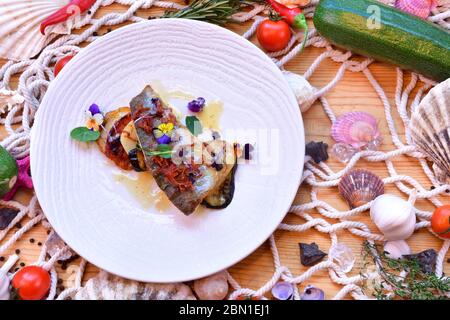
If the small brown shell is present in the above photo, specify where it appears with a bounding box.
[338,169,384,209]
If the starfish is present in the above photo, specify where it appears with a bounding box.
[2,156,33,201]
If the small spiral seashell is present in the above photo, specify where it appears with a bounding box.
[338,169,384,209]
[395,0,437,19]
[331,112,381,149]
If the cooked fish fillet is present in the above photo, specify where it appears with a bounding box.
[130,86,235,215]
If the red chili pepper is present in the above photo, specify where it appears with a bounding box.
[266,0,309,50]
[40,0,96,35]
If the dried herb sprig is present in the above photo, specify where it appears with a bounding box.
[162,0,258,25]
[360,241,450,300]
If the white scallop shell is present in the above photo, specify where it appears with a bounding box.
[409,79,450,183]
[0,0,73,61]
[370,194,416,241]
[72,271,196,300]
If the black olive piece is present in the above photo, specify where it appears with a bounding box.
[212,162,223,171]
[299,243,327,266]
[128,148,147,172]
[243,143,254,160]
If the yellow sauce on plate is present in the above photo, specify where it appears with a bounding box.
[114,172,171,213]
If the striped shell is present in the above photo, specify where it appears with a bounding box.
[72,271,196,300]
[338,169,384,209]
[395,0,437,19]
[0,0,75,61]
[331,112,380,148]
[409,79,450,183]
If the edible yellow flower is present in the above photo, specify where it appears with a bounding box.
[158,123,174,135]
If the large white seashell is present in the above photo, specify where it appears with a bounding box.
[409,79,450,183]
[282,71,316,113]
[384,240,411,259]
[370,194,416,241]
[0,89,25,115]
[193,271,229,300]
[0,0,74,61]
[72,271,196,300]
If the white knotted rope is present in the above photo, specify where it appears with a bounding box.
[0,0,449,300]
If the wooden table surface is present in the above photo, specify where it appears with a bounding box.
[0,3,448,299]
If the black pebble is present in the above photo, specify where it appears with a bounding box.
[299,242,327,266]
[305,141,329,164]
[404,249,437,274]
[243,143,254,160]
[15,249,20,254]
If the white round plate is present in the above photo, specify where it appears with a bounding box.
[31,19,304,283]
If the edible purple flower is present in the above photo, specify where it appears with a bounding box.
[154,123,174,144]
[88,103,101,115]
[156,134,171,145]
[187,97,206,113]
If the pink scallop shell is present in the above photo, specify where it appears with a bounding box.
[395,0,437,19]
[331,112,380,148]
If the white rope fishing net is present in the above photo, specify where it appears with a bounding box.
[0,0,449,300]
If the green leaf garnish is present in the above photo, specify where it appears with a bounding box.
[70,127,100,142]
[144,144,173,159]
[186,116,202,136]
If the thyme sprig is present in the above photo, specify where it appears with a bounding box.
[162,0,262,25]
[360,241,450,300]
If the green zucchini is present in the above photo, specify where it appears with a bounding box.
[313,0,450,81]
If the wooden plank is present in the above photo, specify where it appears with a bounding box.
[0,3,448,299]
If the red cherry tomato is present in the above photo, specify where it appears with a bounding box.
[12,266,51,300]
[256,19,291,52]
[54,55,74,77]
[431,205,450,239]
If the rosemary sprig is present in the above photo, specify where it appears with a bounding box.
[162,0,255,25]
[360,241,450,300]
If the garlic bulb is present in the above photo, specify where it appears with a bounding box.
[0,254,19,300]
[370,194,416,240]
[384,240,411,259]
[282,71,316,113]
